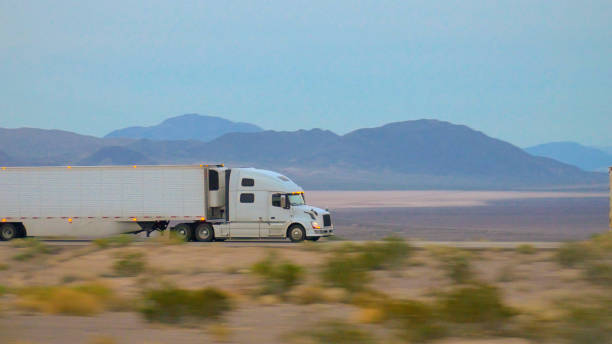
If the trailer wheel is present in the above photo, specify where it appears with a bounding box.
[0,223,18,241]
[288,224,306,243]
[172,223,193,242]
[194,223,214,242]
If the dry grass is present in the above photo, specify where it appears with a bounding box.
[15,283,119,316]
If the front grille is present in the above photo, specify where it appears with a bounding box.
[323,214,331,227]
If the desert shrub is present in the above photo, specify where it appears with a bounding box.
[321,254,370,292]
[556,242,592,268]
[251,253,304,296]
[356,236,413,270]
[556,297,612,344]
[112,252,146,277]
[11,238,58,261]
[287,321,374,344]
[516,244,536,254]
[0,285,6,296]
[584,262,612,286]
[16,283,115,316]
[140,286,231,323]
[93,234,135,249]
[151,230,186,245]
[288,285,328,304]
[438,284,515,324]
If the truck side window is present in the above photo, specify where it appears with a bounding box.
[241,178,255,187]
[272,193,281,207]
[209,170,219,191]
[240,193,254,203]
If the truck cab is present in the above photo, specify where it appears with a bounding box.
[210,167,333,241]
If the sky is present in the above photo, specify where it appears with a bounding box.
[0,1,611,147]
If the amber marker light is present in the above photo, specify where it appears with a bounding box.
[1,218,6,222]
[67,166,72,169]
[200,217,206,221]
[131,217,138,221]
[68,218,73,223]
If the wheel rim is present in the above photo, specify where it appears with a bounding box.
[199,228,209,239]
[2,227,14,238]
[291,228,302,240]
[177,228,187,237]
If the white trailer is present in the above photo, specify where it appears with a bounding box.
[0,165,333,242]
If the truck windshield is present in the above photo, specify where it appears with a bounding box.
[288,194,305,206]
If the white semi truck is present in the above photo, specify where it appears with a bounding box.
[0,165,333,242]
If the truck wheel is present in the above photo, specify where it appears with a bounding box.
[288,224,306,243]
[194,223,214,242]
[172,224,193,242]
[0,223,18,241]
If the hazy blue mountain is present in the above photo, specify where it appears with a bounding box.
[598,146,612,155]
[0,120,606,189]
[78,146,155,166]
[525,141,612,172]
[0,149,20,166]
[105,114,262,142]
[0,128,132,165]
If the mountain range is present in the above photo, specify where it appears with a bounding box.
[0,114,606,190]
[525,142,612,172]
[105,114,262,141]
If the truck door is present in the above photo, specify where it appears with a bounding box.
[264,193,288,237]
[230,191,266,238]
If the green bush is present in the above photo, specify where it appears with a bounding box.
[383,298,447,342]
[557,297,612,344]
[584,262,612,286]
[112,252,146,277]
[93,234,135,249]
[0,285,7,296]
[555,242,592,268]
[516,244,536,254]
[438,284,515,324]
[321,254,370,292]
[251,253,304,295]
[356,236,413,270]
[287,321,374,344]
[11,238,58,261]
[140,287,231,323]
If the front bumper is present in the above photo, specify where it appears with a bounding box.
[313,226,334,236]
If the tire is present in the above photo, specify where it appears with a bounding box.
[0,223,18,241]
[172,223,193,242]
[194,223,214,242]
[288,224,306,243]
[307,237,320,242]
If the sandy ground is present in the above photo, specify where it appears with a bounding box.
[0,240,607,344]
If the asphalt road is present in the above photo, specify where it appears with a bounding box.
[0,239,562,249]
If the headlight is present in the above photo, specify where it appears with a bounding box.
[311,221,321,229]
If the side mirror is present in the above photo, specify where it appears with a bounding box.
[281,195,290,209]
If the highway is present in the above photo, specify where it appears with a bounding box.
[0,238,562,249]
